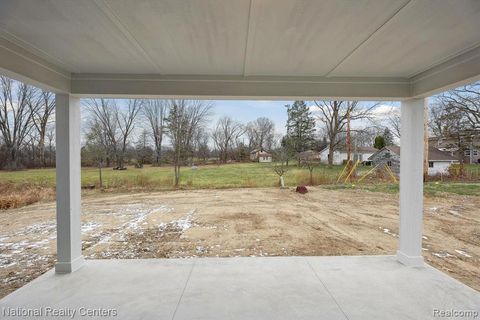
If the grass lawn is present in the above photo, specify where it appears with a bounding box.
[0,162,354,190]
[0,163,478,206]
[325,181,480,196]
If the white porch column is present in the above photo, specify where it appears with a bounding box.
[397,98,426,267]
[55,94,84,273]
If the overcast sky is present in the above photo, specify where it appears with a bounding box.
[79,99,401,143]
[209,100,400,136]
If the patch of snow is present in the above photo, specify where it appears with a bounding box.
[422,236,428,240]
[455,250,472,258]
[382,228,398,237]
[171,209,196,232]
[17,221,56,236]
[123,204,175,231]
[81,222,101,233]
[432,252,454,259]
[97,234,112,245]
[448,210,461,217]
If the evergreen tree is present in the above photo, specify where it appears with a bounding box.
[285,101,316,164]
[383,127,394,146]
[374,136,386,149]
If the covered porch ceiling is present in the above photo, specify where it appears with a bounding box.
[1,0,480,100]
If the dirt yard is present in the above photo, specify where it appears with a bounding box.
[0,187,479,298]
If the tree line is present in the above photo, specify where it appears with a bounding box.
[429,83,480,162]
[1,74,479,173]
[0,76,55,170]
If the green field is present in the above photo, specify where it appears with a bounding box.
[0,162,350,190]
[325,181,480,196]
[0,162,478,196]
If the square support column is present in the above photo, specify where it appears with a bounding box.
[55,94,84,273]
[397,98,426,267]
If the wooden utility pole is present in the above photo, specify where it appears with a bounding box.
[346,107,351,162]
[423,99,429,181]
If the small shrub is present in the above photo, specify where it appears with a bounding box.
[448,164,464,180]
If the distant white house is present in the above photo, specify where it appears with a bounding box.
[319,146,377,165]
[250,148,272,163]
[368,146,459,176]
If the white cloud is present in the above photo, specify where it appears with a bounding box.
[371,104,399,119]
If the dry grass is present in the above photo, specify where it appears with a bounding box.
[0,182,55,210]
[294,171,335,186]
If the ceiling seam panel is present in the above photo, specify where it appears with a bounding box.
[93,0,164,74]
[0,37,70,80]
[71,73,409,84]
[324,0,413,78]
[0,28,73,74]
[242,0,254,76]
[407,41,480,79]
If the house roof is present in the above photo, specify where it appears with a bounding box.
[319,146,377,154]
[368,145,459,162]
[339,146,378,153]
[258,151,271,156]
[428,147,460,161]
[251,148,271,155]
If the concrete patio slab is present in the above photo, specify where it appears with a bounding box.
[0,256,478,320]
[306,256,480,320]
[173,256,346,320]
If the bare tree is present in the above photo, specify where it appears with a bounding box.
[85,99,117,166]
[430,83,480,163]
[438,83,480,129]
[117,99,141,168]
[246,117,275,150]
[46,124,55,166]
[192,127,210,164]
[135,129,151,167]
[429,101,471,163]
[166,100,212,187]
[86,98,141,169]
[212,116,245,163]
[388,112,401,139]
[84,121,109,188]
[29,90,55,167]
[272,149,289,188]
[303,160,315,185]
[143,99,168,166]
[351,127,379,148]
[313,100,376,165]
[0,76,36,169]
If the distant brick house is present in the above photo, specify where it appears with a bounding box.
[250,148,272,163]
[368,146,459,176]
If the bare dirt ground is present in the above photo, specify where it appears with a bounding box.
[0,187,479,298]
